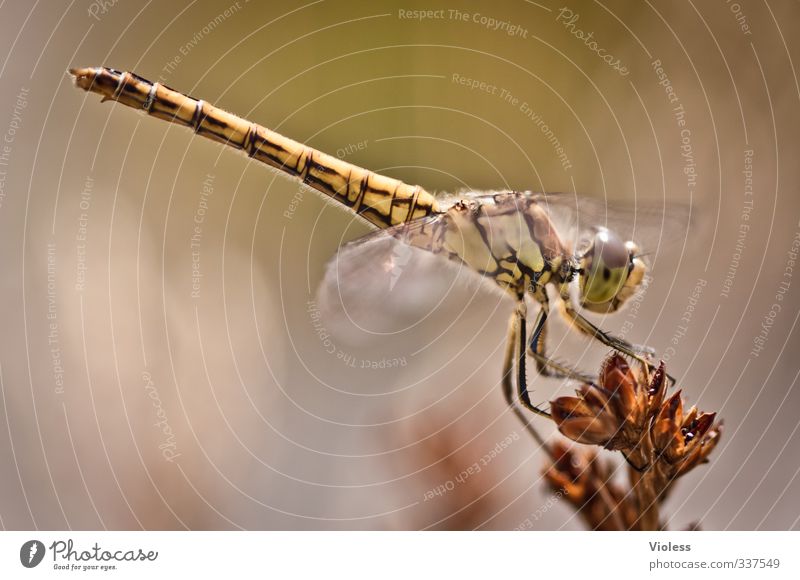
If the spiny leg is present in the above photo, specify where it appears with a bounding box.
[501,308,548,447]
[560,300,676,386]
[528,299,596,385]
[514,302,552,420]
[527,302,653,469]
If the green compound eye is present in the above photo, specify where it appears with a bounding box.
[580,227,630,307]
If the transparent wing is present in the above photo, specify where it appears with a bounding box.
[528,191,694,256]
[436,189,694,255]
[316,189,693,345]
[316,213,507,347]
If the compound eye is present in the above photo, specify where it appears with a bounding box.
[581,228,630,306]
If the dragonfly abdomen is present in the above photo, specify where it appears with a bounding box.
[70,66,440,229]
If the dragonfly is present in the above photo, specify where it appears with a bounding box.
[70,66,676,443]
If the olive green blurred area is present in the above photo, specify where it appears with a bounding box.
[0,0,798,530]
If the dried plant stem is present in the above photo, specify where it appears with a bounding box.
[627,436,660,530]
[544,354,721,531]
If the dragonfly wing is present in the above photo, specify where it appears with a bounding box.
[530,192,694,256]
[317,214,507,347]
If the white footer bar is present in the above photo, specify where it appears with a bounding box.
[1,531,797,578]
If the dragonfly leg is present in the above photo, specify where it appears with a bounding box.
[527,301,597,385]
[514,302,552,420]
[501,306,549,447]
[560,301,676,386]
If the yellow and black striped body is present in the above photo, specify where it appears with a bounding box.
[71,69,568,300]
[401,193,568,299]
[70,67,439,229]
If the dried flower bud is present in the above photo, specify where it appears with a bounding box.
[676,421,722,477]
[543,353,722,531]
[652,391,685,463]
[550,354,648,451]
[646,361,668,417]
[550,385,619,446]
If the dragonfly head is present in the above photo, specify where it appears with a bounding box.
[575,227,646,313]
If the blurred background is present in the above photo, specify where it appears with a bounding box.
[0,0,798,530]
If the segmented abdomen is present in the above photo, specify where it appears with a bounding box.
[70,66,440,229]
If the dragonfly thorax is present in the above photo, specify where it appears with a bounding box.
[437,193,568,298]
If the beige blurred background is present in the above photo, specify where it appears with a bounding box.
[0,0,798,530]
